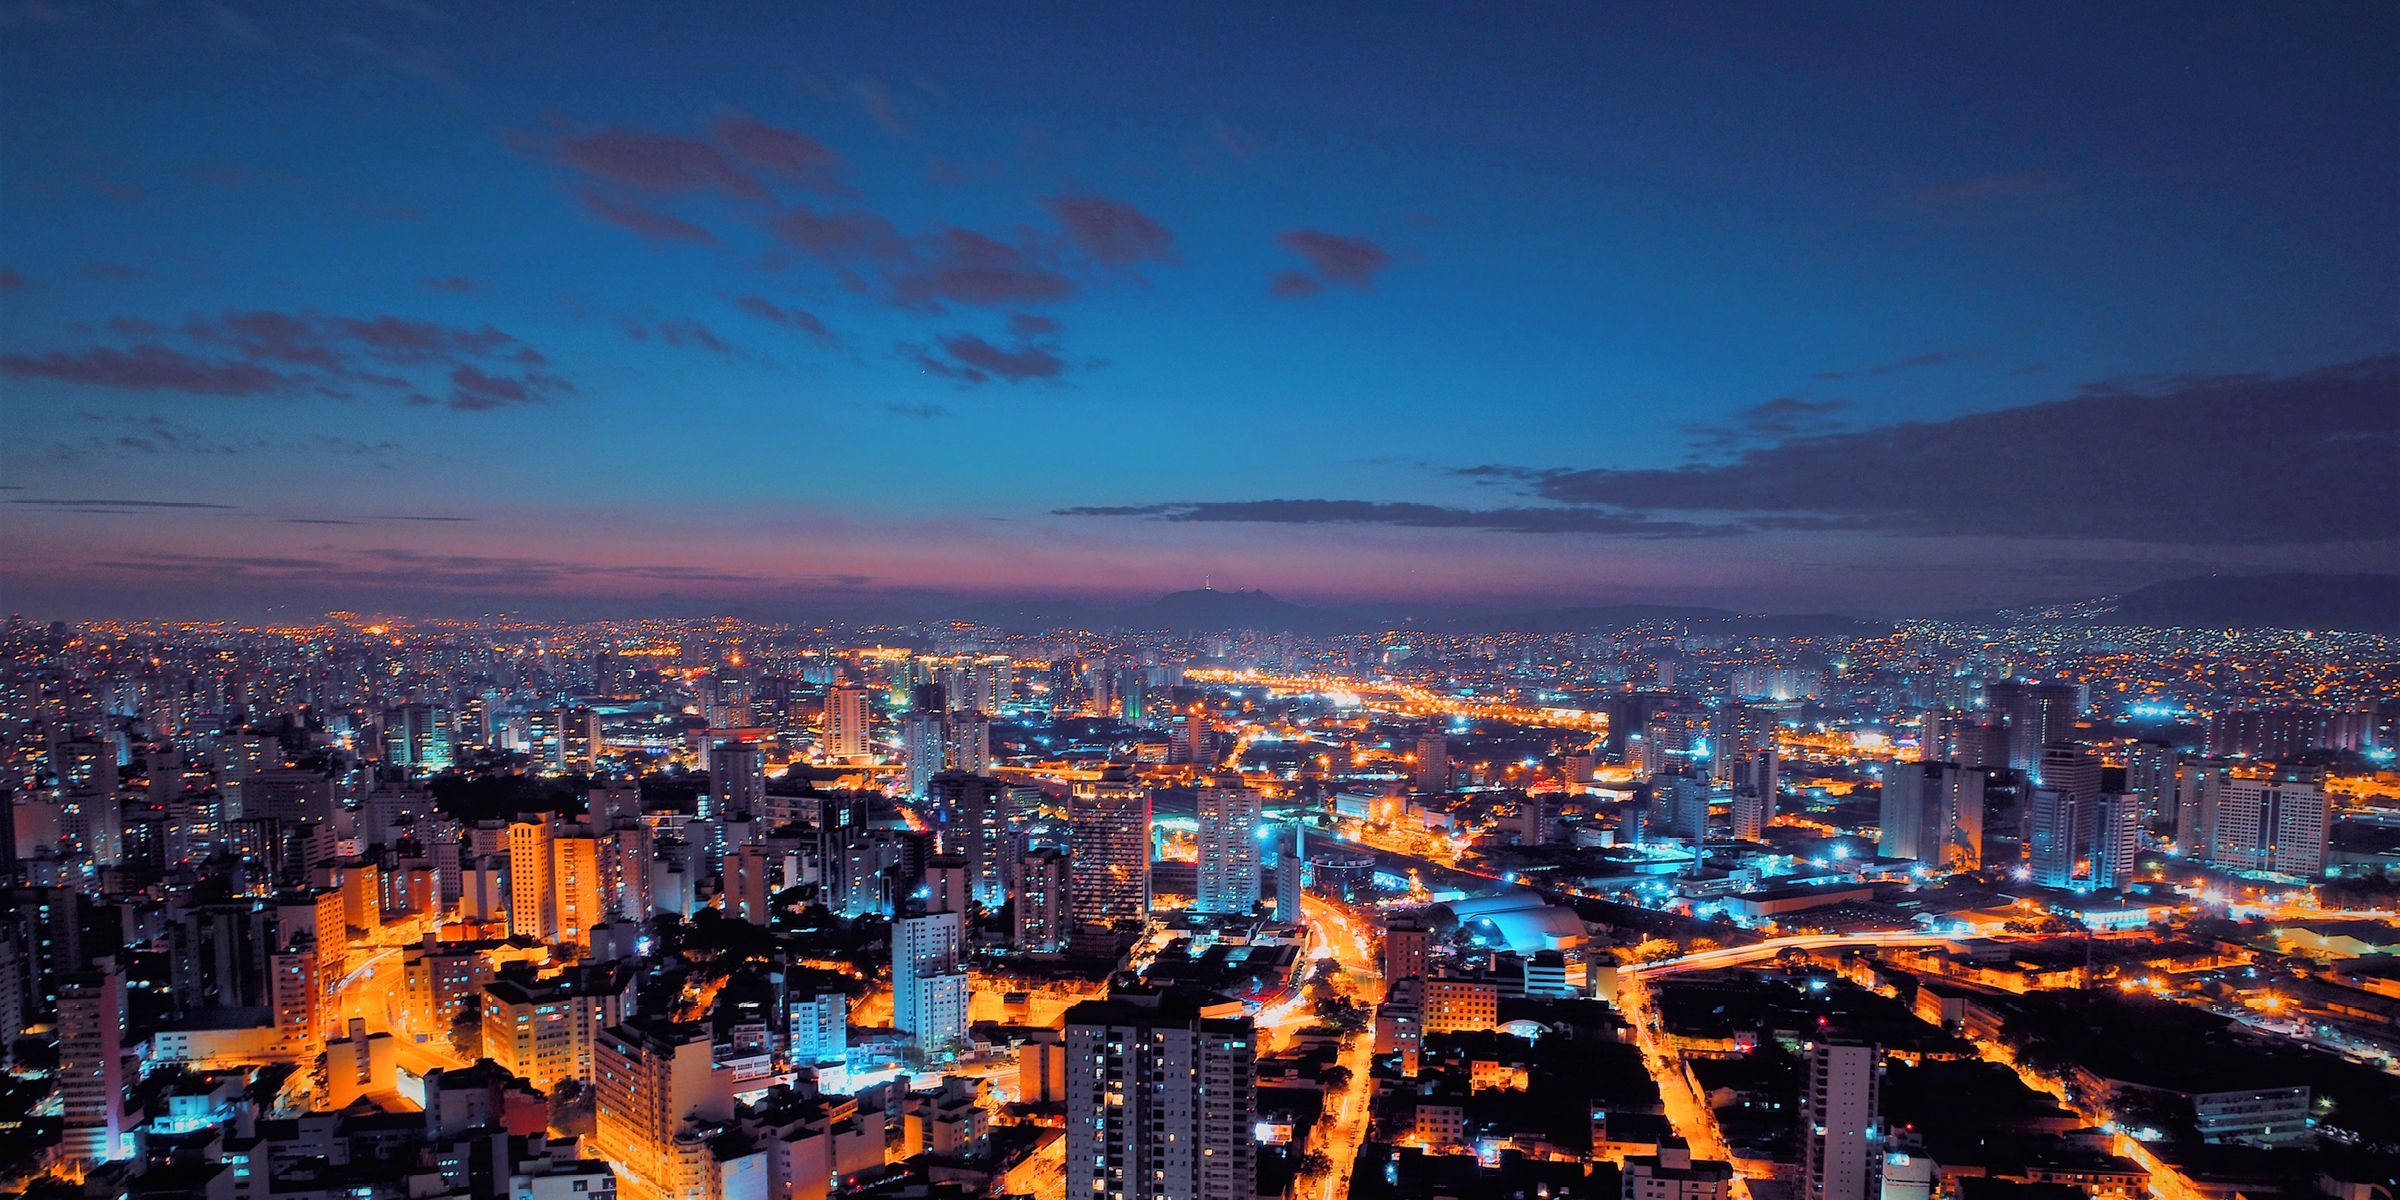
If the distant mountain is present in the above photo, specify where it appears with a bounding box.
[2107,573,2400,635]
[1128,588,1356,634]
[946,588,1888,637]
[1422,605,1885,637]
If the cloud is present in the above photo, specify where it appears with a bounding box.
[767,206,908,266]
[0,269,23,291]
[1,346,299,396]
[936,333,1064,382]
[66,546,774,595]
[1055,499,1729,538]
[731,295,838,345]
[1687,395,1850,451]
[1267,270,1322,299]
[882,402,953,420]
[280,513,471,525]
[418,275,476,292]
[552,126,768,201]
[1816,350,1960,382]
[898,344,982,383]
[771,210,1080,311]
[708,112,845,191]
[1007,313,1061,338]
[44,415,404,461]
[890,229,1076,308]
[9,305,581,409]
[577,188,716,245]
[443,364,570,410]
[649,320,741,356]
[1510,357,2400,545]
[8,497,239,512]
[1043,193,1176,268]
[1276,230,1392,289]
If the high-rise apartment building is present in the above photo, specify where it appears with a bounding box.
[1415,730,1450,793]
[383,703,455,771]
[1014,847,1071,953]
[2209,775,2331,877]
[943,711,992,775]
[593,1017,735,1197]
[708,740,765,819]
[788,990,847,1067]
[900,711,947,800]
[2174,758,2228,858]
[552,823,601,945]
[891,910,970,1060]
[1272,822,1305,921]
[58,960,127,1165]
[482,963,634,1091]
[928,772,1011,909]
[1988,681,2083,774]
[1068,775,1151,942]
[1064,989,1257,1200]
[2031,788,2143,891]
[506,820,556,941]
[1799,1040,1882,1200]
[1194,784,1262,916]
[2027,789,2082,888]
[1878,762,1984,870]
[824,684,871,760]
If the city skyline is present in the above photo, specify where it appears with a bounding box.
[5,4,2397,617]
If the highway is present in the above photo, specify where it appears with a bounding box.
[327,928,469,1099]
[1626,926,2006,977]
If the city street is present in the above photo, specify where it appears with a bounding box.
[1298,892,1380,1200]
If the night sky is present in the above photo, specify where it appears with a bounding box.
[3,3,2394,618]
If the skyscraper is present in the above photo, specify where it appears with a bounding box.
[708,740,765,819]
[2209,774,2331,877]
[552,822,601,945]
[506,820,556,941]
[943,710,993,775]
[1065,988,1257,1200]
[891,909,970,1060]
[1800,1040,1882,1200]
[1015,847,1071,953]
[2088,793,2141,891]
[929,771,1012,909]
[900,710,947,800]
[1271,822,1305,921]
[1879,762,1985,871]
[1068,774,1152,944]
[1194,784,1262,916]
[1988,682,2083,775]
[383,703,455,771]
[1415,730,1450,793]
[824,684,871,760]
[57,959,126,1165]
[2030,788,2142,891]
[2174,758,2228,858]
[1655,773,1711,843]
[592,1017,734,1197]
[2026,788,2082,888]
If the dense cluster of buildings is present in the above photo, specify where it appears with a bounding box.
[0,606,2391,1200]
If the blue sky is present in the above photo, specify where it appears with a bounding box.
[3,2,2394,616]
